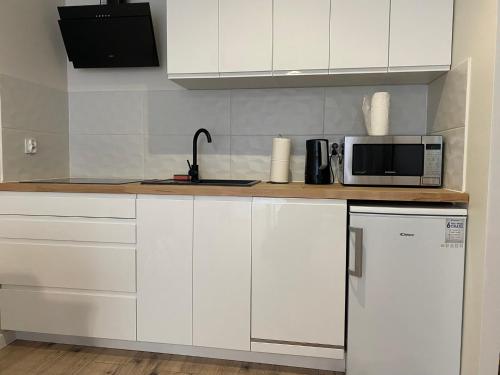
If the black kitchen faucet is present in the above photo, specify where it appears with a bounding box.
[187,128,212,182]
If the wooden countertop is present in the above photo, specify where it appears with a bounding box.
[0,182,469,203]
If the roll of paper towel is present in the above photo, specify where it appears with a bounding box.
[270,137,291,183]
[363,92,391,136]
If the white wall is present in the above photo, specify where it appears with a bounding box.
[0,0,67,91]
[451,0,498,374]
[0,0,69,182]
[478,5,500,373]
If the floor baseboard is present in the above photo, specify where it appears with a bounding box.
[15,332,345,372]
[0,331,16,350]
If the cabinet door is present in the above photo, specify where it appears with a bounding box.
[273,0,331,74]
[137,195,193,345]
[193,197,251,351]
[251,198,347,359]
[389,0,453,70]
[330,0,390,72]
[167,0,219,77]
[219,0,272,76]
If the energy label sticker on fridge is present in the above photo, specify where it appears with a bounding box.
[445,218,466,244]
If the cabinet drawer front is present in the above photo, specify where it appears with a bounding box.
[0,216,136,244]
[0,288,136,341]
[0,241,136,292]
[0,192,136,218]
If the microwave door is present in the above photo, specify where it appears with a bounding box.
[349,144,424,185]
[352,144,394,176]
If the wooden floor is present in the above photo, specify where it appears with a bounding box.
[0,341,342,375]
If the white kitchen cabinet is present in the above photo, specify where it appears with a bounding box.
[167,0,219,78]
[0,216,136,244]
[0,192,136,218]
[251,198,347,359]
[330,0,390,72]
[389,0,454,71]
[273,0,331,75]
[0,241,136,292]
[219,0,272,76]
[193,196,251,351]
[137,195,193,346]
[0,287,136,341]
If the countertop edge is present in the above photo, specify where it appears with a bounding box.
[0,182,470,203]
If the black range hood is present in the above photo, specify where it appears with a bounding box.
[58,1,159,69]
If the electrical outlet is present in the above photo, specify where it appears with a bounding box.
[24,138,38,154]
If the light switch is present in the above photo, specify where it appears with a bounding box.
[24,138,38,154]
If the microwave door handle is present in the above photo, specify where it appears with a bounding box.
[349,227,363,278]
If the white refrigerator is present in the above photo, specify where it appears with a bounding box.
[347,205,467,375]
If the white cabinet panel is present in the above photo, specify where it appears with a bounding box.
[167,0,219,77]
[251,198,347,355]
[219,0,272,76]
[137,196,193,346]
[330,0,390,72]
[0,287,136,341]
[273,0,331,74]
[0,192,135,218]
[0,241,135,292]
[0,216,136,244]
[193,197,251,351]
[389,0,453,70]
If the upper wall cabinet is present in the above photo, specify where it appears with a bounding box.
[330,0,390,72]
[166,0,454,82]
[219,0,273,76]
[167,0,219,78]
[273,0,331,75]
[389,0,454,71]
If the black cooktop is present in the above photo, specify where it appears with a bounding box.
[20,178,142,185]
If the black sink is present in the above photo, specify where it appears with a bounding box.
[141,179,261,187]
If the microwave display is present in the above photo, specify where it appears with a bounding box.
[352,144,424,176]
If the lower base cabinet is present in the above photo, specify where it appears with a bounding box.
[193,196,252,351]
[136,195,194,345]
[0,287,136,341]
[251,198,347,359]
[0,193,348,361]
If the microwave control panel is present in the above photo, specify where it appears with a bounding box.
[422,143,443,186]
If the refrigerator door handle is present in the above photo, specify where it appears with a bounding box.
[349,227,364,278]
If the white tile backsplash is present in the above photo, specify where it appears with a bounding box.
[0,75,69,182]
[428,60,469,133]
[435,127,465,191]
[144,135,230,179]
[2,128,69,181]
[230,88,325,136]
[145,90,230,135]
[70,91,144,135]
[0,75,68,134]
[428,60,469,191]
[69,85,429,181]
[324,85,428,135]
[70,134,144,178]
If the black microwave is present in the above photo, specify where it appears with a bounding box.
[339,136,443,187]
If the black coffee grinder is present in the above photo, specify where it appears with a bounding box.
[305,139,333,184]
